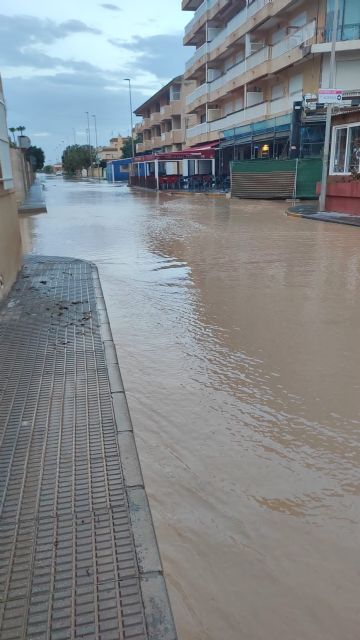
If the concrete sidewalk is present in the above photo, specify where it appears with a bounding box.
[18,179,47,214]
[0,257,176,640]
[287,203,360,227]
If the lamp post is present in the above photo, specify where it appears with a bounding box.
[85,111,91,176]
[319,0,339,212]
[92,114,99,179]
[124,78,135,158]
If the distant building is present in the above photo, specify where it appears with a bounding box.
[134,75,196,154]
[97,136,124,162]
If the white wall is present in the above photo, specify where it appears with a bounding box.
[321,51,360,89]
[0,78,22,300]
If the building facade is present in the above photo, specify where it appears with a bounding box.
[182,0,360,165]
[135,75,196,154]
[97,136,124,163]
[0,76,22,301]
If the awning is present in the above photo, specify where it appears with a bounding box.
[183,141,219,152]
[134,146,215,163]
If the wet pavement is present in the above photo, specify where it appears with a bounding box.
[20,178,360,640]
[0,256,176,640]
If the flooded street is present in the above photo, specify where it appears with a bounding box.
[20,178,360,640]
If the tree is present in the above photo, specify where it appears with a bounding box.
[62,144,94,175]
[121,137,135,158]
[9,127,17,144]
[44,165,54,174]
[26,146,45,171]
[17,126,26,135]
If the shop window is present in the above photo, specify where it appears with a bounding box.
[331,124,360,174]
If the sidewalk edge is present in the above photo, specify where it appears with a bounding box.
[91,264,178,640]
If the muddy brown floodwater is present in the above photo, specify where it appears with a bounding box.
[20,178,360,640]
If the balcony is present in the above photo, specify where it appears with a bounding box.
[185,0,297,76]
[150,111,161,125]
[152,136,163,148]
[186,101,269,140]
[246,46,270,71]
[186,20,315,107]
[160,102,182,119]
[186,122,208,139]
[208,0,269,56]
[138,117,151,131]
[186,82,208,106]
[272,21,316,59]
[182,0,202,9]
[185,42,207,71]
[161,130,184,145]
[214,60,245,91]
[184,0,208,36]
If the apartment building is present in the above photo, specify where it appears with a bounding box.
[135,75,195,154]
[182,0,360,161]
[97,135,124,162]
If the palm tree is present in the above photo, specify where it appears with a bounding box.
[17,126,26,135]
[9,127,17,144]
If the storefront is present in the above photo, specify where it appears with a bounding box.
[130,148,216,190]
[325,107,360,214]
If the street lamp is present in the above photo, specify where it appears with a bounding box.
[124,78,135,158]
[85,111,91,176]
[92,114,100,179]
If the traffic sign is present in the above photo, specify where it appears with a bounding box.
[318,89,343,104]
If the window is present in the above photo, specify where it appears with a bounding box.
[326,0,360,41]
[330,123,360,174]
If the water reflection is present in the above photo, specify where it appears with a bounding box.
[20,178,360,640]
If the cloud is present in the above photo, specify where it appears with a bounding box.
[109,33,189,80]
[100,3,121,10]
[0,14,101,48]
[0,14,103,74]
[3,72,144,161]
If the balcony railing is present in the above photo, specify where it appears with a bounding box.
[246,45,270,70]
[185,41,207,70]
[186,82,208,105]
[185,20,316,109]
[150,112,161,124]
[272,20,316,58]
[186,122,208,138]
[187,58,246,108]
[187,101,273,139]
[208,0,270,55]
[184,0,209,35]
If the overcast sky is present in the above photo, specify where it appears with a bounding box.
[0,1,192,162]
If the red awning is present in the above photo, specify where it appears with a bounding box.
[134,146,215,163]
[183,141,219,152]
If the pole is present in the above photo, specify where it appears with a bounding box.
[92,115,99,179]
[85,111,91,176]
[319,0,339,212]
[124,78,135,158]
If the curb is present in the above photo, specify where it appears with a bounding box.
[91,265,177,640]
[286,208,360,227]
